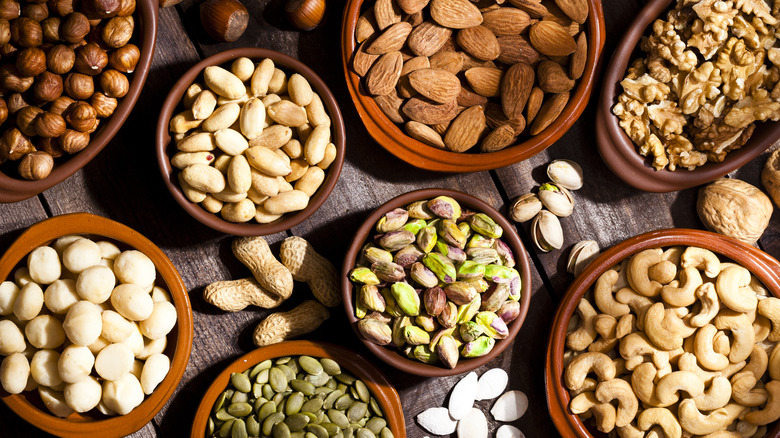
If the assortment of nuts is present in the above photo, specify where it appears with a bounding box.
[613,0,780,171]
[563,245,780,436]
[697,178,774,245]
[350,0,590,153]
[169,57,337,224]
[348,196,522,368]
[0,234,176,417]
[207,355,395,438]
[0,0,140,180]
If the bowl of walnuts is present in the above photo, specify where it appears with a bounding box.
[0,0,157,202]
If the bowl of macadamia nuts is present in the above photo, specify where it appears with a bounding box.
[0,0,157,202]
[156,48,346,236]
[0,213,193,437]
[545,228,780,438]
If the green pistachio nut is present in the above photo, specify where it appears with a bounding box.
[427,196,462,221]
[492,239,516,268]
[437,301,458,328]
[459,321,483,342]
[413,344,439,364]
[468,278,489,293]
[481,282,511,312]
[422,253,457,284]
[429,327,455,351]
[363,246,393,265]
[415,314,438,332]
[376,208,409,233]
[371,261,405,283]
[484,264,515,284]
[458,222,472,241]
[437,219,467,249]
[392,316,412,347]
[423,286,446,316]
[356,319,392,345]
[456,260,485,280]
[416,226,438,253]
[390,282,420,316]
[467,234,495,249]
[435,241,466,263]
[406,200,435,219]
[497,300,521,323]
[350,267,380,285]
[457,295,481,323]
[469,213,503,238]
[410,262,439,289]
[465,247,500,265]
[460,335,495,358]
[403,325,431,345]
[475,311,509,339]
[359,285,386,313]
[508,273,522,301]
[378,230,416,252]
[443,281,478,306]
[436,335,459,369]
[380,288,403,318]
[402,219,427,235]
[393,244,424,268]
[355,299,367,319]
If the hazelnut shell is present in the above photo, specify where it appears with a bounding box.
[200,0,248,43]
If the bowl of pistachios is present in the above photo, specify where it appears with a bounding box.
[341,188,532,377]
[191,340,405,438]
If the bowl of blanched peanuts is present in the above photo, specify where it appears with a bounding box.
[0,213,193,437]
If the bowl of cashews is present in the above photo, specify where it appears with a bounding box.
[546,228,780,438]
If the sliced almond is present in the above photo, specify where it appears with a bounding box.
[501,62,535,119]
[482,7,531,36]
[429,0,483,29]
[407,21,452,57]
[569,32,588,80]
[402,97,459,125]
[443,105,486,152]
[366,51,404,96]
[497,35,539,64]
[530,92,569,135]
[373,0,401,30]
[407,68,461,104]
[366,22,413,55]
[528,21,577,56]
[465,67,504,97]
[456,25,501,61]
[405,121,445,148]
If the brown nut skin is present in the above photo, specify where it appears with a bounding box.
[58,128,89,152]
[90,91,115,117]
[199,0,249,43]
[48,94,74,114]
[74,42,108,75]
[10,17,42,47]
[101,15,132,48]
[33,70,63,101]
[108,42,137,73]
[16,105,43,136]
[48,0,76,16]
[0,63,33,92]
[63,71,94,99]
[46,44,74,73]
[36,135,64,157]
[60,12,89,43]
[6,92,28,113]
[117,0,134,15]
[0,41,17,57]
[81,0,120,18]
[0,18,10,45]
[0,98,7,124]
[40,16,59,41]
[64,100,96,131]
[17,150,53,180]
[99,68,127,97]
[15,46,47,76]
[0,128,34,160]
[23,3,49,21]
[0,0,20,20]
[35,111,66,137]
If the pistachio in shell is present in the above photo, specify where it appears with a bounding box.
[547,159,583,190]
[509,193,542,223]
[538,182,574,217]
[531,210,564,252]
[567,240,599,277]
[697,178,773,245]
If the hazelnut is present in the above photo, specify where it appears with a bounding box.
[81,0,119,19]
[41,16,59,41]
[285,0,325,31]
[86,116,98,133]
[60,12,89,43]
[117,0,133,16]
[99,68,126,97]
[48,94,74,113]
[10,17,43,47]
[101,15,131,48]
[35,111,66,137]
[64,100,96,131]
[36,136,64,157]
[0,18,10,45]
[58,128,89,152]
[23,3,48,21]
[48,0,76,16]
[33,70,63,101]
[0,98,7,124]
[0,127,34,160]
[63,71,93,99]
[90,91,115,117]
[47,43,75,73]
[74,42,107,75]
[16,105,43,136]
[0,41,17,57]
[6,92,28,113]
[200,0,248,43]
[0,0,19,20]
[15,46,46,76]
[108,42,137,73]
[18,150,53,180]
[0,63,33,92]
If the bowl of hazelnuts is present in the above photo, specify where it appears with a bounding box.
[0,0,156,202]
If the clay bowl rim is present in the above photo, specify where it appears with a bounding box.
[340,0,607,173]
[155,47,346,236]
[544,228,780,437]
[340,188,532,377]
[0,212,194,438]
[595,0,780,193]
[0,1,158,203]
[189,340,406,438]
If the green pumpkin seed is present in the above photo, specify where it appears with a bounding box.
[286,392,304,415]
[369,398,383,417]
[231,390,249,404]
[319,358,340,376]
[263,383,275,400]
[273,392,286,406]
[263,412,286,436]
[278,364,296,381]
[354,381,370,403]
[276,356,292,365]
[301,398,323,414]
[298,356,323,375]
[347,402,368,423]
[305,433,319,438]
[219,418,235,438]
[253,382,263,398]
[208,417,216,435]
[247,415,261,436]
[256,368,270,384]
[290,379,316,396]
[214,392,228,413]
[355,428,374,438]
[286,359,300,374]
[285,413,311,431]
[334,394,354,410]
[228,402,253,417]
[272,420,292,438]
[325,379,338,390]
[327,409,350,429]
[306,424,329,438]
[314,387,333,395]
[365,418,385,434]
[379,427,394,438]
[321,422,340,436]
[270,367,289,392]
[333,432,344,438]
[303,411,319,424]
[257,401,277,421]
[323,390,344,409]
[216,408,236,421]
[334,372,356,385]
[336,383,349,394]
[291,432,305,438]
[232,418,248,438]
[231,373,252,393]
[250,359,272,379]
[306,371,330,387]
[343,426,355,438]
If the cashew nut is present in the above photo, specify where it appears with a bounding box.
[620,332,671,370]
[631,362,663,406]
[655,370,705,406]
[699,432,742,438]
[678,400,745,435]
[693,376,731,410]
[743,380,780,425]
[694,324,730,371]
[753,314,771,343]
[714,310,756,363]
[616,287,654,330]
[677,352,746,385]
[715,266,758,313]
[769,344,780,381]
[661,246,685,267]
[637,407,682,438]
[589,314,619,354]
[627,249,664,297]
[730,370,768,407]
[649,260,677,285]
[564,352,617,391]
[681,247,721,278]
[735,421,758,438]
[662,267,703,307]
[713,330,731,356]
[644,302,685,350]
[689,283,720,327]
[569,377,598,398]
[757,297,780,342]
[615,314,636,339]
[569,392,617,433]
[595,378,639,428]
[594,269,630,317]
[566,298,598,351]
[743,345,769,380]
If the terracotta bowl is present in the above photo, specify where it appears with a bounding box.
[0,1,158,203]
[155,48,346,236]
[341,188,532,376]
[545,228,780,437]
[0,213,193,438]
[596,0,780,192]
[190,340,405,437]
[340,0,606,173]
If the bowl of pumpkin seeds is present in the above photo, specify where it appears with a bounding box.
[191,340,404,438]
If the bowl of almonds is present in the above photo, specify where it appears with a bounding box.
[155,48,345,236]
[341,0,606,172]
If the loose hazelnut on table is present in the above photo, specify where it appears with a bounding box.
[63,71,94,99]
[100,68,127,97]
[108,43,138,73]
[47,44,76,74]
[64,101,97,132]
[75,42,108,75]
[33,71,64,101]
[17,150,53,180]
[0,0,20,21]
[101,15,132,48]
[60,12,89,43]
[10,17,42,47]
[199,0,249,43]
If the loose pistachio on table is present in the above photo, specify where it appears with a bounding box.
[566,240,600,277]
[349,196,522,369]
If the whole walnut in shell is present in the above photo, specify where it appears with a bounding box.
[762,149,780,208]
[697,178,773,245]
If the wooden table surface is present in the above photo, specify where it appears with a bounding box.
[1,0,779,436]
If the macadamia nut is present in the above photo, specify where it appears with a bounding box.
[101,310,133,343]
[63,301,102,346]
[87,335,111,355]
[150,286,171,303]
[1,353,30,394]
[122,323,144,357]
[14,282,44,321]
[0,319,26,355]
[76,265,116,303]
[130,359,143,380]
[28,246,61,284]
[25,315,66,349]
[0,281,21,315]
[39,386,75,418]
[102,373,144,415]
[30,349,63,388]
[140,353,170,395]
[113,250,156,290]
[63,238,102,274]
[58,345,95,384]
[111,284,153,321]
[140,301,177,340]
[44,279,79,314]
[52,235,82,256]
[96,241,121,261]
[137,336,167,360]
[64,376,102,413]
[14,267,32,287]
[95,343,134,381]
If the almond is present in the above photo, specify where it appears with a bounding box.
[444,105,486,152]
[537,60,576,93]
[374,0,402,30]
[373,92,406,123]
[506,0,549,18]
[405,11,424,27]
[429,51,464,75]
[569,32,588,80]
[352,41,379,77]
[457,85,488,107]
[500,62,534,119]
[397,0,430,15]
[407,68,461,104]
[429,0,483,29]
[544,2,581,35]
[407,21,452,57]
[530,92,569,135]
[356,9,377,43]
[482,8,531,36]
[402,97,459,125]
[528,21,577,56]
[465,67,504,97]
[554,0,588,24]
[485,102,526,134]
[366,22,413,55]
[525,86,544,125]
[480,123,516,152]
[366,51,404,96]
[456,26,500,61]
[397,56,430,99]
[497,35,539,64]
[460,52,496,71]
[405,120,445,148]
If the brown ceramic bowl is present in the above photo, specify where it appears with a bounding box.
[0,213,193,438]
[0,1,158,203]
[340,0,606,173]
[190,340,405,437]
[545,228,780,437]
[341,188,532,376]
[156,48,346,236]
[596,0,780,192]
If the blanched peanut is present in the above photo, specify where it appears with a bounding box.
[64,376,101,412]
[306,93,330,127]
[251,169,281,197]
[232,57,254,81]
[227,155,252,193]
[95,343,134,381]
[137,336,167,360]
[282,139,303,159]
[295,166,325,197]
[14,282,44,321]
[201,194,223,214]
[63,301,103,346]
[263,190,309,215]
[140,301,177,340]
[172,151,216,169]
[177,132,215,152]
[239,97,266,139]
[182,83,203,108]
[178,173,208,203]
[113,250,156,291]
[191,90,217,120]
[250,124,292,149]
[255,204,283,224]
[268,68,288,94]
[30,349,63,387]
[44,279,79,314]
[28,246,61,284]
[111,284,154,321]
[1,353,30,394]
[318,142,337,170]
[0,281,20,315]
[101,310,133,343]
[182,163,226,193]
[76,265,116,303]
[247,187,268,204]
[63,238,102,274]
[202,102,240,132]
[288,74,313,106]
[286,159,309,182]
[58,345,95,383]
[213,187,247,203]
[214,128,249,155]
[39,386,75,418]
[246,146,292,176]
[25,315,66,349]
[304,124,330,165]
[251,58,275,96]
[102,373,144,415]
[140,353,170,395]
[96,241,121,261]
[221,199,257,223]
[0,319,26,354]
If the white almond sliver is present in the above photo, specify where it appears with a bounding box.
[456,407,488,438]
[476,368,509,400]
[491,390,529,421]
[497,424,526,438]
[416,407,458,435]
[448,371,478,420]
